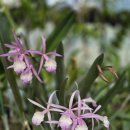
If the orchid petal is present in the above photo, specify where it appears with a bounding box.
[43,54,49,61]
[7,65,14,69]
[77,92,81,116]
[24,56,30,68]
[69,90,79,109]
[4,44,17,49]
[46,52,63,57]
[13,32,23,50]
[26,50,42,55]
[93,105,101,113]
[28,98,45,109]
[38,55,44,74]
[49,108,64,113]
[47,111,53,130]
[31,67,43,83]
[0,52,18,57]
[50,104,67,110]
[47,91,56,109]
[42,35,46,54]
[45,121,59,124]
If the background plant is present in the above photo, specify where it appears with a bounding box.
[0,0,130,130]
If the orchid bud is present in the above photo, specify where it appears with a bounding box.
[20,70,32,84]
[32,111,44,126]
[59,115,72,129]
[13,59,26,74]
[44,59,57,72]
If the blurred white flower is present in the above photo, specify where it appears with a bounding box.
[46,0,64,6]
[1,0,21,8]
[118,40,130,67]
[64,0,101,11]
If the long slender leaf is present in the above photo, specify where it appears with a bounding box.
[56,42,65,89]
[79,53,104,98]
[47,10,76,51]
[58,77,69,106]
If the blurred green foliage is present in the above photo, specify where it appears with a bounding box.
[0,0,130,130]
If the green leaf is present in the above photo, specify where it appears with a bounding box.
[67,58,78,87]
[56,42,65,89]
[99,71,126,109]
[78,53,104,98]
[58,77,69,106]
[47,10,76,51]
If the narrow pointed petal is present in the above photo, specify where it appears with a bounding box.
[0,52,18,57]
[49,108,64,113]
[13,32,23,49]
[7,65,14,69]
[93,105,101,113]
[69,90,79,109]
[46,52,63,57]
[38,56,44,74]
[77,93,81,116]
[26,50,42,55]
[50,104,67,110]
[42,35,46,54]
[47,91,56,108]
[45,121,59,124]
[32,67,43,83]
[47,111,54,130]
[4,44,17,49]
[28,98,45,109]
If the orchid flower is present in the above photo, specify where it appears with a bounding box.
[30,90,110,130]
[0,32,42,83]
[27,36,62,73]
[28,91,63,128]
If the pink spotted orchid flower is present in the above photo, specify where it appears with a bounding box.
[27,36,62,73]
[0,32,42,84]
[28,90,110,130]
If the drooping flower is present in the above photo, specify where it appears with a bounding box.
[27,35,62,73]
